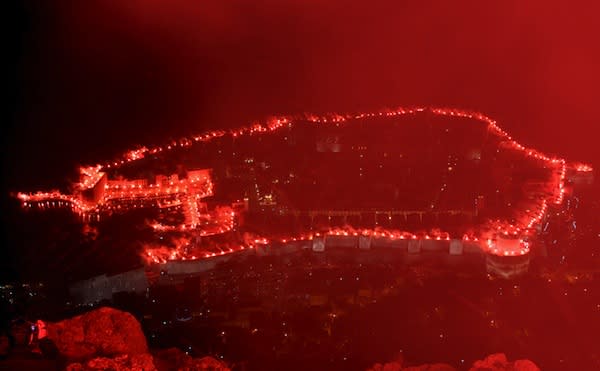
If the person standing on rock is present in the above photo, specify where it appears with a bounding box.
[0,318,60,371]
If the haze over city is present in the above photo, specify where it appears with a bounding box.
[3,2,600,370]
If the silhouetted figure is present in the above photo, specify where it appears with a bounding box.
[7,318,38,359]
[0,319,59,371]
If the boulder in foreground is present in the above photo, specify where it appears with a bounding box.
[469,353,540,371]
[47,307,230,370]
[65,353,156,371]
[47,307,148,361]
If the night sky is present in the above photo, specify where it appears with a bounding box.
[4,1,600,281]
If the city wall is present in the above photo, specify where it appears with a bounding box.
[69,236,526,305]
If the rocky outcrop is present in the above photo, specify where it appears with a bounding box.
[65,353,156,371]
[469,353,540,371]
[153,348,230,371]
[368,353,540,371]
[41,308,535,371]
[44,307,230,371]
[65,350,230,371]
[46,307,148,362]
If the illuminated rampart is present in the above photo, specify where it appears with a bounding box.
[16,107,592,264]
